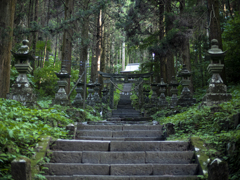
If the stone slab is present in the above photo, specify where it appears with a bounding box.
[153,164,198,175]
[111,164,152,175]
[122,125,163,131]
[146,151,194,164]
[77,136,164,141]
[45,175,199,180]
[76,130,112,137]
[112,130,162,138]
[44,163,110,175]
[82,151,145,164]
[77,124,123,131]
[50,140,110,151]
[50,151,82,163]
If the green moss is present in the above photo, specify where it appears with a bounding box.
[191,137,210,178]
[31,136,52,179]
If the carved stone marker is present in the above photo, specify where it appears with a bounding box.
[202,39,232,106]
[177,64,196,107]
[86,80,95,107]
[52,65,71,106]
[72,81,84,108]
[7,40,36,106]
[169,76,179,108]
[158,78,168,108]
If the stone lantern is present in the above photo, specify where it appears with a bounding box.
[150,80,158,105]
[52,65,71,106]
[93,78,101,103]
[143,88,150,104]
[177,64,196,107]
[202,39,232,106]
[86,80,95,107]
[72,80,84,108]
[102,87,109,104]
[169,76,179,108]
[7,40,36,106]
[157,78,168,107]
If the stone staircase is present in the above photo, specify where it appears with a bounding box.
[44,120,200,180]
[112,83,141,118]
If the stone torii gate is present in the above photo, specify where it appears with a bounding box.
[98,71,153,109]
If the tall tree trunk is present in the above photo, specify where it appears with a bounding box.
[122,39,125,71]
[32,0,39,72]
[0,0,16,98]
[99,12,105,89]
[180,0,194,92]
[62,0,74,94]
[90,13,98,82]
[207,0,226,83]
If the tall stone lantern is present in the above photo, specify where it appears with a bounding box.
[7,40,36,106]
[72,81,84,108]
[177,64,196,107]
[169,76,179,108]
[150,80,158,105]
[52,65,71,106]
[86,80,95,107]
[94,78,101,112]
[158,78,168,108]
[202,39,232,106]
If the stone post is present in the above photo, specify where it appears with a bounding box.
[157,78,168,108]
[7,40,36,106]
[86,80,95,107]
[177,64,196,107]
[72,81,84,108]
[138,77,143,110]
[150,80,158,105]
[109,77,114,109]
[202,39,232,106]
[94,78,101,112]
[169,76,179,108]
[52,65,71,106]
[11,159,31,180]
[208,158,228,180]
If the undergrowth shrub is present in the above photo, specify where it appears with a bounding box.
[153,84,240,179]
[0,98,73,179]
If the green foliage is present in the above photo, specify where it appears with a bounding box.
[222,14,240,83]
[114,84,123,109]
[153,84,240,179]
[0,98,73,179]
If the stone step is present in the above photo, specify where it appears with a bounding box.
[110,141,190,151]
[50,140,110,151]
[77,136,164,141]
[76,130,163,138]
[44,175,200,180]
[77,124,163,131]
[44,163,198,176]
[50,151,194,164]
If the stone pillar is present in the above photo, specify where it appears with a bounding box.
[52,65,71,106]
[202,39,232,106]
[7,40,36,107]
[208,158,229,180]
[86,80,95,107]
[158,78,168,108]
[94,78,101,112]
[11,159,31,180]
[169,76,179,108]
[72,81,84,108]
[138,77,143,110]
[177,64,196,107]
[150,80,158,106]
[109,77,114,109]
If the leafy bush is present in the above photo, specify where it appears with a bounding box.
[0,98,73,179]
[154,84,240,179]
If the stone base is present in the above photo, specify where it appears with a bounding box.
[202,93,232,106]
[177,98,196,107]
[72,101,83,108]
[52,99,71,106]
